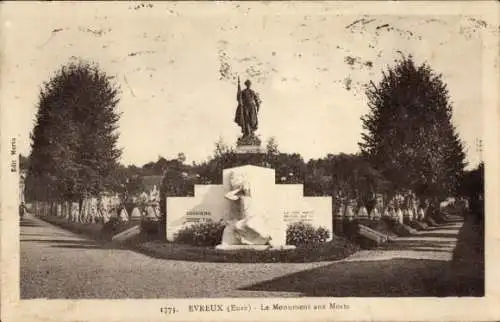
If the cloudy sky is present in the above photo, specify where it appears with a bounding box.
[2,2,497,168]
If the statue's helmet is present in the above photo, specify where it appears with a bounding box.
[244,79,251,86]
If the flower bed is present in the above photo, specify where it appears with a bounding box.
[286,222,330,246]
[135,234,359,263]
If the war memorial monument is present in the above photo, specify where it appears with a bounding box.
[166,79,332,249]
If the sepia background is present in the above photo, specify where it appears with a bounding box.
[1,2,499,322]
[1,2,493,168]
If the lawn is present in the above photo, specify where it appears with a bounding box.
[37,215,153,243]
[37,215,360,263]
[135,235,360,263]
[448,213,484,296]
[40,215,106,240]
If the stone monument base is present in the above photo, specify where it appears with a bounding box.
[166,164,333,243]
[227,152,270,169]
[235,133,265,154]
[215,244,296,251]
[235,145,267,154]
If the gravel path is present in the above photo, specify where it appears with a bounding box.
[21,214,463,298]
[342,221,462,262]
[20,214,330,299]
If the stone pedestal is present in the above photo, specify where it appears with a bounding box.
[345,205,354,221]
[227,151,270,169]
[235,145,267,154]
[235,133,266,154]
[370,207,381,220]
[357,206,369,218]
[232,133,268,168]
[131,207,142,219]
[396,208,404,224]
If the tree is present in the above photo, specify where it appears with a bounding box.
[266,136,279,154]
[461,162,484,220]
[177,152,186,164]
[159,156,196,239]
[213,136,233,158]
[19,154,30,171]
[269,153,305,184]
[305,153,388,212]
[25,59,121,204]
[359,55,466,206]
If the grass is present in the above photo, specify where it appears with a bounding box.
[423,210,484,297]
[37,215,157,243]
[240,258,459,297]
[135,235,360,263]
[448,213,484,296]
[40,215,107,240]
[38,214,360,263]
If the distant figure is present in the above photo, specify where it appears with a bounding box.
[19,202,26,217]
[234,78,261,138]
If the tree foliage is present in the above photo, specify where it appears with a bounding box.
[461,162,484,219]
[306,154,388,197]
[19,154,30,171]
[266,136,279,154]
[359,56,466,202]
[25,59,121,202]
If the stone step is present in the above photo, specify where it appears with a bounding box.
[112,225,141,242]
[358,224,390,244]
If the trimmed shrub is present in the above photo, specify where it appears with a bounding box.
[101,217,120,236]
[140,218,159,235]
[172,221,331,247]
[174,220,225,246]
[101,217,131,240]
[286,222,330,246]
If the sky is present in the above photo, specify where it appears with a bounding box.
[2,2,497,168]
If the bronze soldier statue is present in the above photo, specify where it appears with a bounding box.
[234,78,261,139]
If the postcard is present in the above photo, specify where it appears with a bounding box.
[1,1,499,321]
